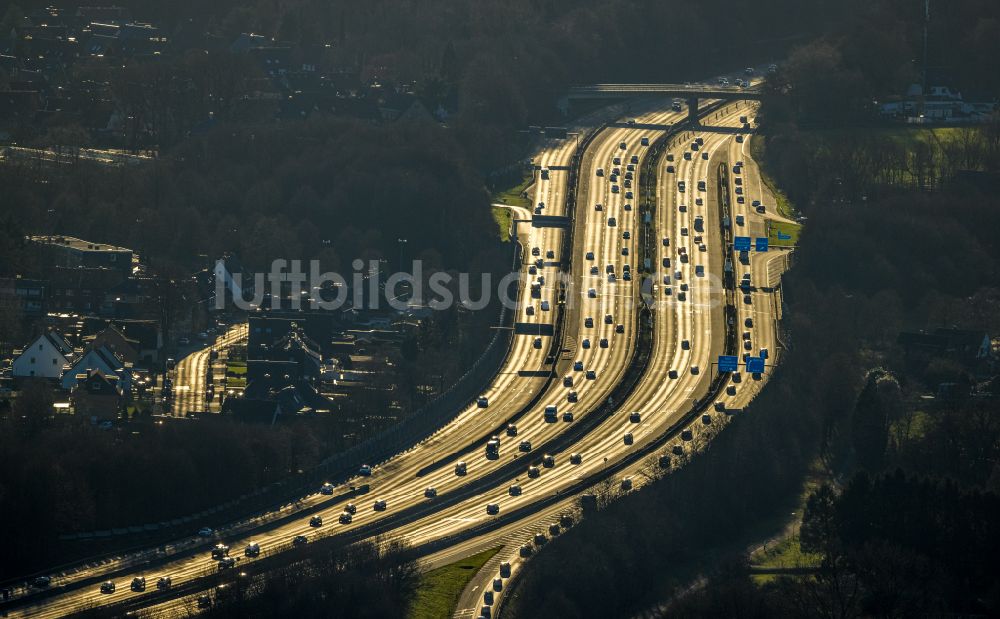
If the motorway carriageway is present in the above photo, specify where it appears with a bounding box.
[10,101,789,618]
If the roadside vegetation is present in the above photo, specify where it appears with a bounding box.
[408,547,499,619]
[507,1,1000,616]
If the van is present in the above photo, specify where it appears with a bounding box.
[544,405,558,421]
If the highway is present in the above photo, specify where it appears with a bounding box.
[5,98,791,619]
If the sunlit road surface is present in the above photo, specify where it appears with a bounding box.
[7,100,789,619]
[172,324,246,416]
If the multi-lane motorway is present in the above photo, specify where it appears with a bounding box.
[5,94,790,618]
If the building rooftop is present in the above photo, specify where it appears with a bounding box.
[27,235,131,253]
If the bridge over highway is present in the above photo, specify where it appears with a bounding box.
[562,83,762,124]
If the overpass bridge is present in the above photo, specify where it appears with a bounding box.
[562,83,762,124]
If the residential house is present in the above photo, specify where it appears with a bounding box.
[71,369,123,421]
[79,317,162,365]
[81,325,140,365]
[61,344,132,391]
[12,330,74,379]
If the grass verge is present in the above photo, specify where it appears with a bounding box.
[408,547,501,619]
[226,361,247,376]
[768,220,802,248]
[492,169,533,209]
[492,206,514,242]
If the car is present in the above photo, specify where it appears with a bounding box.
[681,429,694,441]
[358,464,372,476]
[695,197,703,206]
[605,313,614,324]
[525,305,535,316]
[585,317,594,328]
[624,433,634,445]
[542,454,555,467]
[622,247,629,256]
[131,577,146,592]
[320,482,335,495]
[625,191,633,199]
[669,369,678,379]
[509,484,522,496]
[752,199,761,207]
[691,366,700,375]
[611,185,620,193]
[563,374,573,387]
[520,545,533,557]
[574,360,584,371]
[684,151,692,160]
[562,411,574,422]
[732,372,743,383]
[528,465,541,478]
[198,527,214,537]
[533,337,543,349]
[486,503,500,515]
[245,542,261,557]
[621,477,634,491]
[568,390,578,403]
[520,440,533,452]
[666,165,675,173]
[679,203,687,212]
[211,544,230,559]
[373,499,387,511]
[600,338,609,348]
[623,179,632,188]
[596,168,604,177]
[100,581,116,594]
[615,324,625,334]
[534,533,548,546]
[744,294,752,304]
[681,339,690,350]
[737,196,746,204]
[630,155,639,164]
[662,236,670,246]
[339,512,353,524]
[156,576,172,590]
[594,203,603,211]
[541,300,550,311]
[678,291,687,301]
[586,251,595,260]
[587,287,597,298]
[640,136,649,145]
[455,461,468,475]
[500,562,512,578]
[672,444,685,455]
[546,249,555,259]
[678,180,686,192]
[756,204,766,214]
[619,141,627,150]
[613,156,621,165]
[506,423,518,436]
[292,535,308,546]
[581,338,591,349]
[623,230,631,240]
[218,557,236,570]
[681,227,688,236]
[608,217,617,227]
[32,576,52,588]
[344,502,357,514]
[196,594,212,609]
[623,271,632,281]
[727,385,738,396]
[629,411,641,423]
[309,515,323,527]
[701,151,709,160]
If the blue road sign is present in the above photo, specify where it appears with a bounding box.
[734,236,751,251]
[718,355,739,372]
[755,237,769,252]
[746,356,765,373]
[777,231,792,240]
